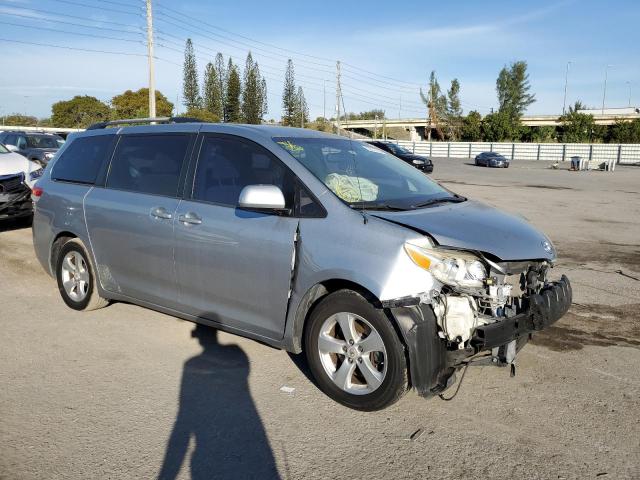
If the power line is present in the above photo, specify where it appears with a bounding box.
[0,6,143,29]
[154,8,334,70]
[155,0,335,65]
[0,20,145,44]
[0,11,145,36]
[152,0,428,91]
[53,0,143,17]
[0,37,146,56]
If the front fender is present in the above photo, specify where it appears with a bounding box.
[387,303,455,397]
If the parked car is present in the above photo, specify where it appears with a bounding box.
[0,142,44,219]
[365,140,433,173]
[32,119,570,411]
[0,131,65,166]
[475,151,510,168]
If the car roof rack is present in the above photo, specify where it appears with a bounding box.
[86,116,207,130]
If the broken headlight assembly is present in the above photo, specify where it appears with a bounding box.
[404,239,487,288]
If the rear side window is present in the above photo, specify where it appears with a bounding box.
[52,135,114,184]
[192,135,295,208]
[107,134,190,197]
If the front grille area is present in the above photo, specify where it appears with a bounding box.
[0,173,26,193]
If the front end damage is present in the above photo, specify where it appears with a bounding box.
[0,173,33,220]
[386,256,572,397]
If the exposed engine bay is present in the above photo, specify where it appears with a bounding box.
[430,259,552,349]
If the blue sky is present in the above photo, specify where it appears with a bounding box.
[0,0,638,120]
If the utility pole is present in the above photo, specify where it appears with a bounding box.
[335,61,341,133]
[399,95,402,120]
[426,87,433,141]
[323,79,326,120]
[146,0,156,118]
[562,61,571,115]
[627,81,632,107]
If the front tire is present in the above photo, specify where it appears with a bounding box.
[56,238,108,311]
[304,290,408,411]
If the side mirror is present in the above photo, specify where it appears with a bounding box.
[238,185,289,214]
[5,144,19,152]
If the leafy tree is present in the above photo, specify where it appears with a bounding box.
[51,95,110,128]
[293,86,309,127]
[420,71,447,139]
[180,108,219,123]
[482,111,519,141]
[608,118,640,143]
[182,39,201,111]
[111,88,173,119]
[461,110,482,141]
[282,59,297,126]
[521,125,556,143]
[241,52,266,124]
[345,110,385,120]
[310,117,331,132]
[203,62,223,119]
[225,59,242,123]
[445,78,462,140]
[2,114,38,126]
[214,53,227,120]
[496,60,535,118]
[559,101,595,143]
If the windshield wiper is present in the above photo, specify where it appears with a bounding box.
[349,202,407,211]
[411,195,466,209]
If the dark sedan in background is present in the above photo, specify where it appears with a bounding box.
[0,131,65,166]
[475,152,510,168]
[365,140,434,173]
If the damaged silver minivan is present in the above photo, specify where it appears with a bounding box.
[32,119,571,411]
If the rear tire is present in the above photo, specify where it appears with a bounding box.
[304,289,408,411]
[56,238,108,311]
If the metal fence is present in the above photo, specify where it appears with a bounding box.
[394,141,640,165]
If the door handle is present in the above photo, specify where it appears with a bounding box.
[150,206,173,220]
[178,212,202,225]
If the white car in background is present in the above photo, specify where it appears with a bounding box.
[0,142,44,220]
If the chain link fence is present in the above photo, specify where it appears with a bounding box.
[394,141,640,165]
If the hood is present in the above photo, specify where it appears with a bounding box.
[399,153,430,162]
[27,147,58,155]
[0,152,41,188]
[373,200,555,261]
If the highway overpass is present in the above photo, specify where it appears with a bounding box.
[339,108,640,139]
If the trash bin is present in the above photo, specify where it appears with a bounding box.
[570,156,581,171]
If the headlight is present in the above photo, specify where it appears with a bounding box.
[412,159,425,165]
[404,240,487,288]
[29,168,44,181]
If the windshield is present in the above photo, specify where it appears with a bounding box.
[26,135,64,149]
[0,143,8,154]
[275,137,459,210]
[384,143,411,155]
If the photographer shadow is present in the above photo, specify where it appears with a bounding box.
[158,324,279,480]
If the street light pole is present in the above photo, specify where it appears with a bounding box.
[601,64,612,114]
[562,61,571,115]
[627,81,632,107]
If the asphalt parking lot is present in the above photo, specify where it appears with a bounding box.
[1,158,639,479]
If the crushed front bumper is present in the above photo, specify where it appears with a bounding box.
[0,191,33,219]
[471,275,572,350]
[389,275,572,398]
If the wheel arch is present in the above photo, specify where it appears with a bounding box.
[289,278,408,357]
[50,231,78,274]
